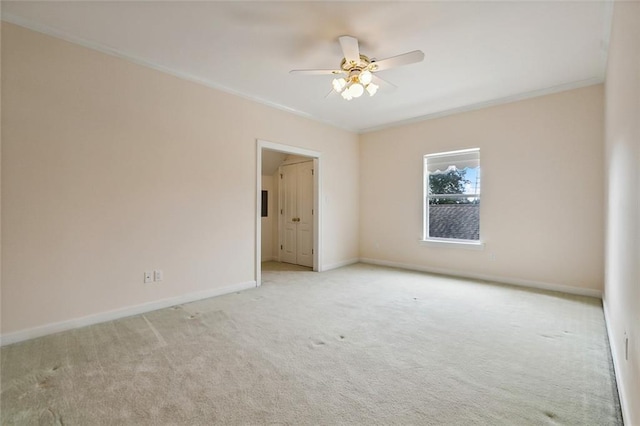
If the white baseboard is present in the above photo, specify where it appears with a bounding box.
[0,280,256,347]
[322,258,360,272]
[359,258,603,298]
[602,301,632,425]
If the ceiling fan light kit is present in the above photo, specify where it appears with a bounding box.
[333,68,379,100]
[290,36,425,101]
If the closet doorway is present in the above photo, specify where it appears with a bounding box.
[256,140,322,286]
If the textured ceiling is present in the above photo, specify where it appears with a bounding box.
[2,1,612,132]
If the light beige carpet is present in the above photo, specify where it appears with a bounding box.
[1,263,622,425]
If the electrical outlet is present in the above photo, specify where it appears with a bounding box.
[144,271,152,283]
[154,270,163,282]
[488,253,496,261]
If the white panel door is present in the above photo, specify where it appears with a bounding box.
[295,161,314,267]
[279,161,314,267]
[280,164,297,264]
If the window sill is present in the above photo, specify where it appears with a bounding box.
[419,239,485,250]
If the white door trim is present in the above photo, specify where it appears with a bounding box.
[256,140,322,286]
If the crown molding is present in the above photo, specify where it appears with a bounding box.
[1,14,358,134]
[1,11,608,135]
[359,77,604,134]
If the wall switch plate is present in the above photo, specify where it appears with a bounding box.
[154,270,163,282]
[144,272,152,283]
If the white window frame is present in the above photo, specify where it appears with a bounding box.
[422,148,483,249]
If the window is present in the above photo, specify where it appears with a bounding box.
[423,149,481,244]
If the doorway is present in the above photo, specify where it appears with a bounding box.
[256,140,322,286]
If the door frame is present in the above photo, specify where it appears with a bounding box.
[256,139,322,286]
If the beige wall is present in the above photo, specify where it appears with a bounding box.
[1,23,359,335]
[0,18,3,337]
[360,84,604,293]
[604,2,640,424]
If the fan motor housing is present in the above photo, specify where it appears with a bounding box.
[340,54,372,72]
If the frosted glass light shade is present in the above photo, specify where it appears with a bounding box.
[366,83,379,96]
[349,83,364,98]
[332,78,347,92]
[359,70,372,85]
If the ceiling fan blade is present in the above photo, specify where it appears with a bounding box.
[372,74,397,90]
[370,50,425,72]
[289,69,344,76]
[325,88,337,98]
[339,35,360,65]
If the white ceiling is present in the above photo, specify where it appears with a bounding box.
[2,1,612,133]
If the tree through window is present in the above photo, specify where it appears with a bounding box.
[424,149,480,242]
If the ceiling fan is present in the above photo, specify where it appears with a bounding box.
[290,36,425,100]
